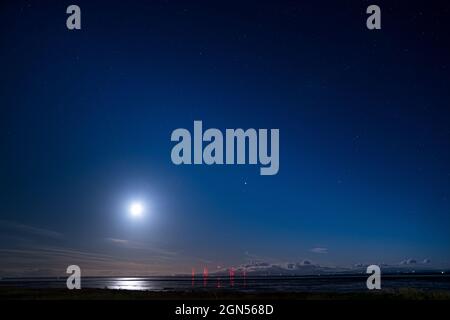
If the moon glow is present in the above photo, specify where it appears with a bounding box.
[129,202,144,218]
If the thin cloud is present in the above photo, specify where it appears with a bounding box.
[400,258,417,265]
[104,237,177,256]
[310,247,328,254]
[0,220,63,239]
[0,244,181,277]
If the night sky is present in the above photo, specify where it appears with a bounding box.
[1,0,450,276]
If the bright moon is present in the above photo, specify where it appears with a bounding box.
[129,202,144,218]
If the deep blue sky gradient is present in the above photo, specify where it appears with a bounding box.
[0,0,449,275]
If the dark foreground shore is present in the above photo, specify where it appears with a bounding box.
[1,287,450,300]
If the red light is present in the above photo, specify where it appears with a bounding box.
[203,266,208,287]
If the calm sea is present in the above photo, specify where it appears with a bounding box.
[1,274,450,292]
